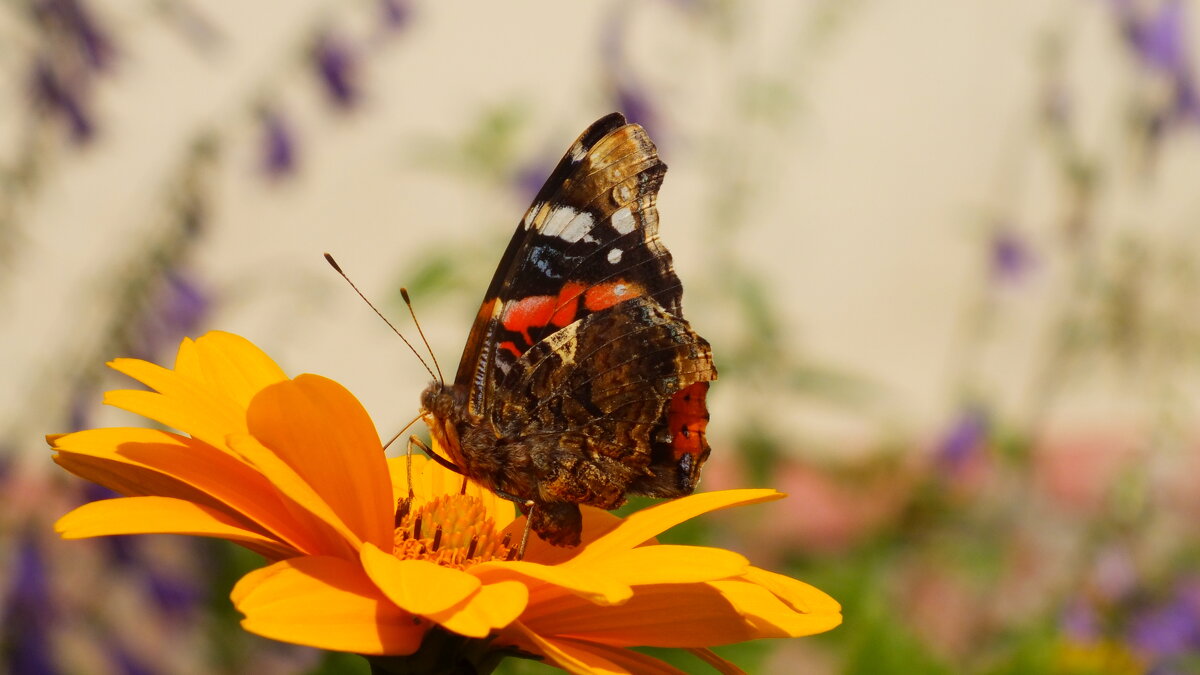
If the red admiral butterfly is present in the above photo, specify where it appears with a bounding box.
[421,113,715,546]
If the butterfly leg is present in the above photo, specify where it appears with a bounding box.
[517,501,536,560]
[410,435,465,476]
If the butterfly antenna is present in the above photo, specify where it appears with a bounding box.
[324,253,438,383]
[400,287,444,385]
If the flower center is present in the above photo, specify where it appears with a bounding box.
[393,494,516,568]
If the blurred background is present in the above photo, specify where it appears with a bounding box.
[3,0,1200,673]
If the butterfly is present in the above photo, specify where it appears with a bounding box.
[420,113,716,547]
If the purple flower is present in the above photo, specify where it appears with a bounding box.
[613,79,661,139]
[513,159,554,204]
[313,32,359,109]
[1128,593,1200,658]
[145,567,204,617]
[259,108,297,177]
[1114,0,1200,124]
[379,0,412,33]
[34,0,115,71]
[990,227,1035,284]
[30,57,94,143]
[1137,0,1188,74]
[935,406,988,470]
[3,532,57,675]
[128,271,210,361]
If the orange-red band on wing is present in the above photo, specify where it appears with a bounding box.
[584,280,645,312]
[501,282,588,347]
[668,382,710,460]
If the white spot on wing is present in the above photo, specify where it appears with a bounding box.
[523,201,543,229]
[607,248,623,264]
[569,142,586,161]
[611,206,637,235]
[541,205,595,243]
[614,283,627,296]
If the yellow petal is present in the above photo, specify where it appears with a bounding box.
[55,496,296,560]
[226,433,361,559]
[423,580,528,638]
[360,544,481,615]
[507,622,686,675]
[571,490,783,563]
[472,560,631,606]
[246,375,393,550]
[564,545,748,586]
[51,428,318,554]
[741,567,842,615]
[103,387,239,453]
[518,580,829,647]
[185,331,289,407]
[233,556,425,655]
[707,578,842,638]
[105,332,290,452]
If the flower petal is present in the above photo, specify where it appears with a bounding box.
[51,428,319,555]
[472,560,632,606]
[246,375,393,550]
[103,385,241,453]
[707,578,842,638]
[232,556,425,655]
[360,543,481,614]
[423,580,528,638]
[565,545,748,586]
[179,332,289,407]
[516,579,834,647]
[226,432,362,558]
[570,489,783,562]
[741,567,842,615]
[55,496,295,559]
[507,621,687,675]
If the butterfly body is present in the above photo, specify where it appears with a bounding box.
[421,113,715,546]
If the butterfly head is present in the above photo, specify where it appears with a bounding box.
[419,381,470,468]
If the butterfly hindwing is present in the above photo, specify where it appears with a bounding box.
[492,297,715,498]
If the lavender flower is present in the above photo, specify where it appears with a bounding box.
[259,108,297,178]
[379,0,412,33]
[990,227,1035,285]
[34,0,115,71]
[2,532,57,675]
[30,57,94,143]
[1128,589,1200,659]
[312,32,360,109]
[128,271,210,361]
[935,405,988,470]
[1114,0,1200,125]
[613,79,661,139]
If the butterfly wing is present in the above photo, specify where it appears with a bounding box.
[452,113,684,418]
[490,296,716,544]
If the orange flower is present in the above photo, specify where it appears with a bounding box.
[50,331,840,673]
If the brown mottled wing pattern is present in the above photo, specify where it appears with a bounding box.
[491,297,716,505]
[452,113,683,418]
